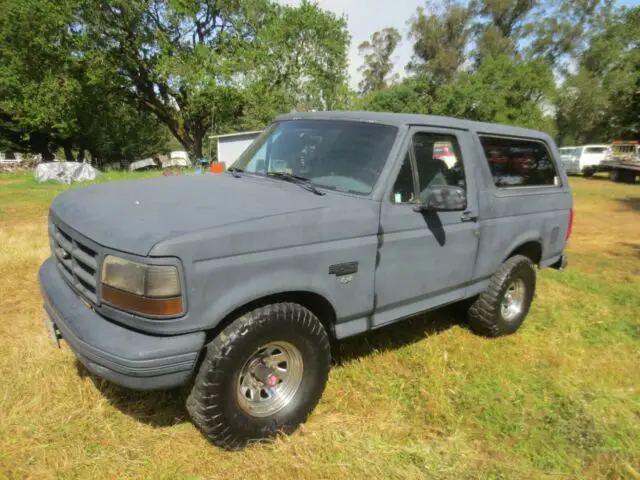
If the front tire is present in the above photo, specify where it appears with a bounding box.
[186,303,331,450]
[467,255,536,337]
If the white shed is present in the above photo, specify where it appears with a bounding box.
[209,131,262,166]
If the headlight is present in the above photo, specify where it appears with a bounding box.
[101,255,183,316]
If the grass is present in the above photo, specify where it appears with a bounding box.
[0,171,638,479]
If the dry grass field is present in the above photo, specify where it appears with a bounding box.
[0,172,638,479]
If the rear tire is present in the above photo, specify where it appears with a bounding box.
[186,303,331,450]
[610,169,623,183]
[467,255,536,337]
[622,171,636,184]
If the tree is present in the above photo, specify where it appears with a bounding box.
[527,0,616,70]
[0,0,83,159]
[357,77,431,114]
[80,0,349,159]
[357,27,401,94]
[244,1,350,113]
[555,6,640,144]
[432,55,556,134]
[474,0,536,61]
[0,0,174,162]
[407,0,475,88]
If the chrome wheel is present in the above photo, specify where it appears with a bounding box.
[501,278,526,322]
[236,341,304,418]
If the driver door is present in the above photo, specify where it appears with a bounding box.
[372,127,480,327]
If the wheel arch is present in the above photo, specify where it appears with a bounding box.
[503,239,543,266]
[203,291,338,344]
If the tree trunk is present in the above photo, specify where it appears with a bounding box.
[77,148,86,163]
[63,142,75,162]
[193,131,204,160]
[31,134,54,161]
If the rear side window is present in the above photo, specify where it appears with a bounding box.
[479,136,559,188]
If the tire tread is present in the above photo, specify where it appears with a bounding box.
[187,302,330,450]
[467,255,536,337]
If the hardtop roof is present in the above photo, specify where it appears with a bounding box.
[275,111,552,141]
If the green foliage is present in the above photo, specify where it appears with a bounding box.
[0,0,81,158]
[0,0,349,162]
[526,0,616,69]
[0,0,637,161]
[474,0,535,61]
[433,56,556,133]
[0,0,171,161]
[556,6,640,144]
[357,28,401,94]
[77,0,349,158]
[407,0,475,88]
[356,78,431,114]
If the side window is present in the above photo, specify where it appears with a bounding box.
[479,136,560,188]
[413,133,465,193]
[391,152,415,204]
[391,132,466,204]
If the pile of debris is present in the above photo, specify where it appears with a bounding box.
[0,154,38,173]
[34,162,100,184]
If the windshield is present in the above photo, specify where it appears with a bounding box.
[584,147,607,154]
[560,148,576,155]
[232,120,398,195]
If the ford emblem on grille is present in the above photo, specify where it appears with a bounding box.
[56,247,71,260]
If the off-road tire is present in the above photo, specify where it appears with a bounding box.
[582,168,595,178]
[467,255,536,337]
[186,303,331,450]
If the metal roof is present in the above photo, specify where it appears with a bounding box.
[275,111,551,140]
[208,131,263,140]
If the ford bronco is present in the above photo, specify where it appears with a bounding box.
[39,111,572,449]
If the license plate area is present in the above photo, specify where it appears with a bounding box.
[42,307,60,348]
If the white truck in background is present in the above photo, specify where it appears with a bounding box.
[560,144,610,177]
[599,141,640,183]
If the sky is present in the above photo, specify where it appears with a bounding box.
[278,0,639,91]
[278,0,424,90]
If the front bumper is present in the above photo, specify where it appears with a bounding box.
[39,257,205,390]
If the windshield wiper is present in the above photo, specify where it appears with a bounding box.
[266,172,326,195]
[227,166,243,178]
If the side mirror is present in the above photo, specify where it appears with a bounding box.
[413,185,467,212]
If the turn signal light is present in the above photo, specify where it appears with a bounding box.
[102,284,183,316]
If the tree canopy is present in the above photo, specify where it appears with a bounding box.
[0,0,349,163]
[361,1,637,144]
[357,27,402,94]
[0,0,637,162]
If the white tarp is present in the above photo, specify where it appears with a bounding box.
[34,162,100,184]
[161,151,191,168]
[129,158,157,171]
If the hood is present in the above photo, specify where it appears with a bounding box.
[50,174,332,256]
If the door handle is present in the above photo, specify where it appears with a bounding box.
[461,211,478,222]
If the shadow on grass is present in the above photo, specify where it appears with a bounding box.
[617,242,640,259]
[75,302,467,428]
[332,303,466,366]
[617,197,640,212]
[75,361,190,427]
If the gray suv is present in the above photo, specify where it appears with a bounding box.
[39,112,572,449]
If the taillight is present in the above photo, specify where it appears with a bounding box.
[567,207,574,240]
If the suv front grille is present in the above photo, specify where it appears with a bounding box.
[49,219,100,305]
